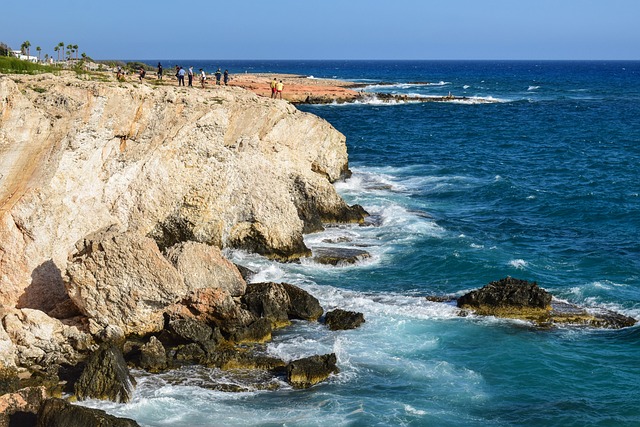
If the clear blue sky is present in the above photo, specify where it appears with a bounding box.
[3,0,639,60]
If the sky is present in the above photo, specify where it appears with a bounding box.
[2,0,639,60]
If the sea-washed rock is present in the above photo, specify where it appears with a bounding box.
[457,277,637,329]
[137,336,167,373]
[37,398,140,427]
[324,309,365,331]
[312,247,371,266]
[286,353,339,389]
[457,277,551,320]
[242,282,323,328]
[74,344,136,403]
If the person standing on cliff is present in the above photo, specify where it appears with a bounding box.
[223,69,229,85]
[215,68,222,85]
[157,62,163,80]
[270,78,277,98]
[188,66,194,87]
[276,80,284,99]
[177,67,186,86]
[200,68,206,88]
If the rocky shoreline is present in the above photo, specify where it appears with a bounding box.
[0,70,635,425]
[0,70,369,425]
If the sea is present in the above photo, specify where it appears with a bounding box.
[87,60,640,426]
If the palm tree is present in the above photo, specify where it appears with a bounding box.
[36,46,41,62]
[21,40,31,57]
[73,44,78,60]
[66,44,73,60]
[58,42,64,61]
[54,46,59,61]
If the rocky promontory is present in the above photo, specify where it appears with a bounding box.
[0,70,367,421]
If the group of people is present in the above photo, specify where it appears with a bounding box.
[270,78,284,99]
[155,62,229,88]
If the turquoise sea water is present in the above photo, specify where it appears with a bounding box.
[90,61,640,426]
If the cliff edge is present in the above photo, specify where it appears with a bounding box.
[0,71,364,316]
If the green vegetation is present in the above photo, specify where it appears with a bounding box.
[0,56,57,75]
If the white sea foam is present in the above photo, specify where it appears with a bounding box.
[509,259,528,269]
[463,85,471,89]
[528,85,540,91]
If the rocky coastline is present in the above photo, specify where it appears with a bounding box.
[0,70,368,424]
[0,69,635,425]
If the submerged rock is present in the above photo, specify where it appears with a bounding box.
[324,309,365,331]
[312,247,371,266]
[286,353,339,389]
[37,398,140,427]
[74,344,136,403]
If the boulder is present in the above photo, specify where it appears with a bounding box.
[0,386,46,427]
[457,277,637,329]
[164,241,246,297]
[286,353,339,389]
[137,336,167,373]
[65,226,186,336]
[74,344,136,403]
[1,307,93,367]
[312,247,371,266]
[242,282,323,328]
[457,277,552,320]
[324,309,365,331]
[37,398,140,427]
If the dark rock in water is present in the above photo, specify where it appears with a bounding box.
[281,282,323,321]
[242,282,291,328]
[242,282,323,328]
[138,336,167,373]
[37,398,140,427]
[286,353,339,389]
[457,277,551,320]
[165,316,213,345]
[226,317,273,344]
[548,301,636,329]
[312,247,371,266]
[325,309,365,330]
[425,295,456,303]
[74,344,136,403]
[234,264,256,282]
[322,236,353,244]
[457,277,637,329]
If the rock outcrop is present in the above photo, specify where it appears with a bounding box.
[37,398,141,427]
[324,309,365,331]
[0,71,366,315]
[458,277,637,329]
[74,344,136,403]
[286,353,339,389]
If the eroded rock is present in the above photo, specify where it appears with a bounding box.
[325,309,365,331]
[74,344,136,403]
[286,353,339,389]
[312,247,371,266]
[37,398,140,427]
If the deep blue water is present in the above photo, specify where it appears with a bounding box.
[94,61,640,426]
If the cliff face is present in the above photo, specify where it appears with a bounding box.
[0,72,359,313]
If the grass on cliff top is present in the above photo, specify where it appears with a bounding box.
[0,57,58,75]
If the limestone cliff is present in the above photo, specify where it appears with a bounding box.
[0,71,363,315]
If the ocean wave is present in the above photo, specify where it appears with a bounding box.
[528,85,540,91]
[508,259,528,269]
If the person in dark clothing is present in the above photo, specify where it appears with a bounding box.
[223,69,229,85]
[215,68,222,85]
[157,62,163,80]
